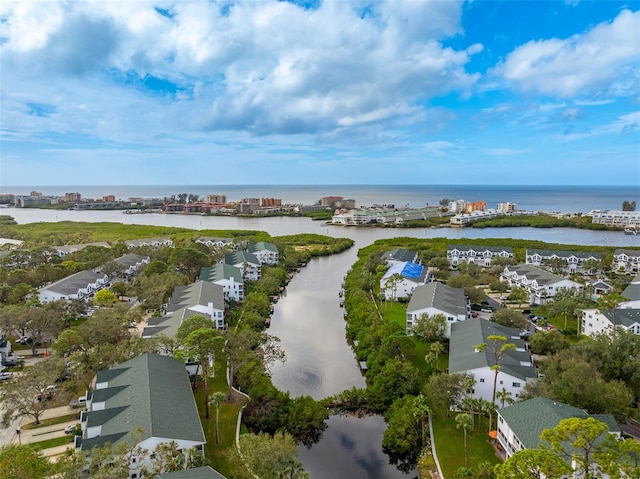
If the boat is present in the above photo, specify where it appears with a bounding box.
[624,226,639,235]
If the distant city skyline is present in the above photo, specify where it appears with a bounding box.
[1,0,639,187]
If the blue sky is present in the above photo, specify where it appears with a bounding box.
[0,0,638,186]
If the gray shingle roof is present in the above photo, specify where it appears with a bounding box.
[498,396,620,450]
[41,270,107,295]
[144,281,225,339]
[155,466,226,479]
[448,245,513,254]
[406,282,466,317]
[604,308,640,328]
[114,253,149,269]
[527,249,601,260]
[54,242,111,254]
[382,248,418,262]
[614,249,640,258]
[503,264,568,287]
[622,274,640,301]
[449,319,536,381]
[82,354,205,451]
[199,264,244,283]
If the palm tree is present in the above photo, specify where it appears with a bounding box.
[208,391,226,445]
[496,387,513,408]
[430,341,445,369]
[456,412,473,468]
[474,334,516,432]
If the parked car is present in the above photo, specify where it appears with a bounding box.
[16,336,30,345]
[519,331,534,339]
[64,424,80,435]
[481,308,493,313]
[0,372,13,380]
[471,311,478,318]
[70,395,87,408]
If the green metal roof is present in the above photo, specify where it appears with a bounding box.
[604,308,640,328]
[199,264,244,283]
[224,251,260,267]
[622,274,640,301]
[82,354,205,451]
[498,397,620,450]
[448,319,536,381]
[248,241,278,253]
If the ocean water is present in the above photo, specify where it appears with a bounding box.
[2,184,639,213]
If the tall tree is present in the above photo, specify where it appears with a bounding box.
[494,449,571,479]
[474,334,516,431]
[456,412,473,468]
[179,328,223,419]
[540,417,613,479]
[209,391,226,445]
[0,444,50,479]
[225,329,285,400]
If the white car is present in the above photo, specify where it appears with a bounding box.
[0,372,13,380]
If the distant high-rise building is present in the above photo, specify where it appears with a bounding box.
[320,196,344,207]
[261,198,282,207]
[102,195,115,202]
[497,202,518,213]
[206,194,227,203]
[64,192,82,203]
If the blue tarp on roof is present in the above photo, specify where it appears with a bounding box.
[401,262,423,279]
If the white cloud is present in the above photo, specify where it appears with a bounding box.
[0,0,478,142]
[495,9,640,98]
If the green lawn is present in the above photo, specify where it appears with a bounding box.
[22,414,77,430]
[193,358,248,478]
[432,414,501,479]
[27,435,74,452]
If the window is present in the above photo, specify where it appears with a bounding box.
[479,378,485,383]
[499,380,503,385]
[512,382,521,388]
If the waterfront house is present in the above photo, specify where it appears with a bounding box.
[587,279,613,297]
[525,248,601,273]
[106,253,150,279]
[53,242,111,257]
[331,209,377,226]
[449,319,536,403]
[450,208,500,226]
[142,280,226,341]
[497,396,620,460]
[223,251,261,281]
[247,241,279,266]
[613,249,640,274]
[382,248,420,265]
[77,354,206,478]
[500,264,583,305]
[590,209,640,228]
[195,237,234,248]
[38,270,110,303]
[581,308,640,337]
[447,245,513,267]
[0,336,15,367]
[380,261,430,301]
[405,282,468,337]
[199,264,244,302]
[125,237,174,249]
